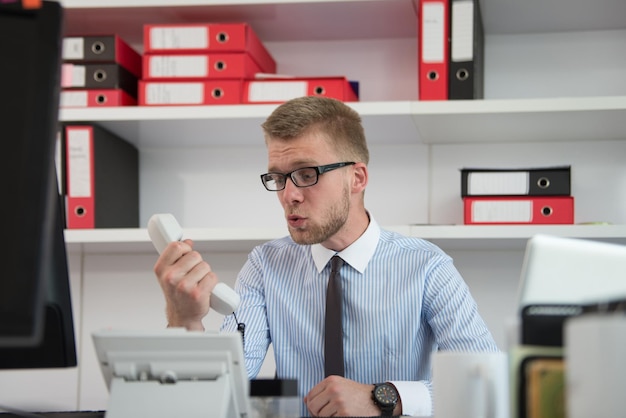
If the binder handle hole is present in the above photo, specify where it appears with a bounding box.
[537,177,550,189]
[216,32,229,43]
[314,86,325,95]
[96,94,107,105]
[427,71,439,81]
[456,68,469,81]
[93,70,107,82]
[91,41,106,55]
[75,206,86,217]
[541,206,553,217]
[215,61,226,71]
[212,88,224,99]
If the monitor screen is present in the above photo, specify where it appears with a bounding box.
[517,234,626,308]
[517,234,626,346]
[0,0,77,368]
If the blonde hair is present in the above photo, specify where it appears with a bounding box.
[261,96,369,164]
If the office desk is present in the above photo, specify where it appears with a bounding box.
[0,412,104,418]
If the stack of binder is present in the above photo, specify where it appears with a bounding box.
[461,166,574,225]
[59,34,142,107]
[139,22,277,106]
[417,0,484,101]
[139,22,358,105]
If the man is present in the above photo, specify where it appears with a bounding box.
[154,96,499,417]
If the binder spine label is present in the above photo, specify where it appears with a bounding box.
[62,37,85,60]
[145,82,205,105]
[472,200,532,223]
[247,81,308,102]
[451,0,474,61]
[61,63,86,87]
[67,128,92,199]
[61,90,88,107]
[148,55,208,78]
[468,171,529,195]
[149,27,208,50]
[422,3,446,63]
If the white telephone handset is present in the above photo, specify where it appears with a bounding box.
[147,213,241,315]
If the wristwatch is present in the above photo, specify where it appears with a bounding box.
[372,382,399,416]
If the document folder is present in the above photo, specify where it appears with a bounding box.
[143,22,276,74]
[418,0,449,100]
[60,89,137,107]
[62,123,138,229]
[463,196,574,224]
[243,77,358,103]
[461,166,571,196]
[139,80,242,106]
[143,52,264,80]
[449,0,484,100]
[62,34,142,77]
[61,62,138,97]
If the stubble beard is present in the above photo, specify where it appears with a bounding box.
[288,185,351,245]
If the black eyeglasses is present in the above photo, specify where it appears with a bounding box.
[260,162,356,191]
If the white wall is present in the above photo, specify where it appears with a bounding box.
[1,27,625,413]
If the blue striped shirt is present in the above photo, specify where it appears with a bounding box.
[221,216,498,416]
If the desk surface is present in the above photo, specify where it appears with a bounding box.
[0,412,105,418]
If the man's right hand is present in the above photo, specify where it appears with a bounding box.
[153,239,219,331]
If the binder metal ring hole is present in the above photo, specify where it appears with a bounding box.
[215,61,226,71]
[537,177,550,189]
[456,68,469,81]
[314,86,325,95]
[75,206,86,217]
[93,70,107,82]
[427,71,439,81]
[96,94,107,104]
[91,41,106,55]
[541,206,553,217]
[212,88,224,99]
[217,32,229,43]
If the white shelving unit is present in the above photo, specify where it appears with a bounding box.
[57,0,626,250]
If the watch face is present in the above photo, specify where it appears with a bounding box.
[374,384,398,406]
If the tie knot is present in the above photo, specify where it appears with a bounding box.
[331,255,343,273]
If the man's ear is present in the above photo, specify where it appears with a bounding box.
[352,162,368,193]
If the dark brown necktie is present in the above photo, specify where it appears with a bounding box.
[325,255,344,377]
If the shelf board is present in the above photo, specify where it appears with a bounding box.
[65,224,626,254]
[411,96,626,144]
[413,224,626,250]
[64,226,287,254]
[59,101,419,147]
[59,97,626,147]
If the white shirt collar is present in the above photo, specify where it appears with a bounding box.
[311,213,381,274]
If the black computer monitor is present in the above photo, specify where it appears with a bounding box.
[0,0,77,368]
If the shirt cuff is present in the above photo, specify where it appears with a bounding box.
[389,380,432,417]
